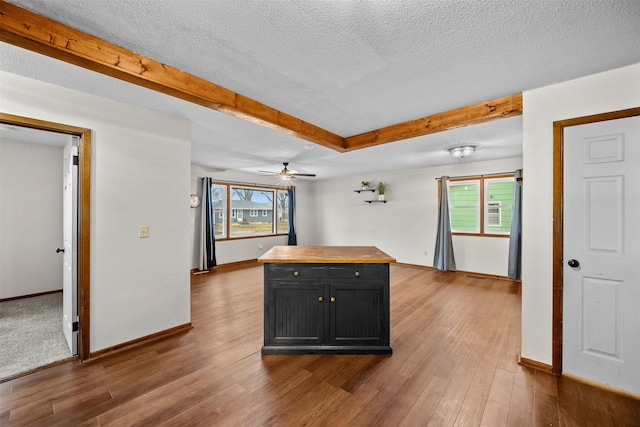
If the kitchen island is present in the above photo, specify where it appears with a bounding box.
[258,246,395,355]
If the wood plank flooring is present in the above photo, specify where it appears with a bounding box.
[1,265,638,426]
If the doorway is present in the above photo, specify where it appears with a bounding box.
[552,107,640,393]
[0,113,91,362]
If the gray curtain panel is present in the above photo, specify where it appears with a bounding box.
[287,186,297,245]
[507,169,523,279]
[199,177,217,270]
[433,176,456,271]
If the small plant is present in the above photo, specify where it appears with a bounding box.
[376,181,387,194]
[360,180,370,189]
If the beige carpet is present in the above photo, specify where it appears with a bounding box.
[0,293,72,381]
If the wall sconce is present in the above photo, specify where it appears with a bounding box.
[448,145,476,158]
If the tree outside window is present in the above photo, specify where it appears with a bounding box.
[277,190,289,234]
[230,186,275,237]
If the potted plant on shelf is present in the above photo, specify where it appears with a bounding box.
[360,180,370,190]
[377,182,387,201]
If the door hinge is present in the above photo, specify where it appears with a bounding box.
[73,155,79,166]
[72,321,79,332]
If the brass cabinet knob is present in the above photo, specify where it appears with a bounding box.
[330,296,336,302]
[318,296,323,302]
[355,271,360,277]
[293,271,299,277]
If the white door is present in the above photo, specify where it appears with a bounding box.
[62,137,78,355]
[563,115,640,394]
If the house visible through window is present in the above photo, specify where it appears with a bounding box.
[447,175,514,236]
[204,182,291,240]
[487,202,501,226]
[484,178,513,234]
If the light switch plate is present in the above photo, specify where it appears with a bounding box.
[139,225,149,238]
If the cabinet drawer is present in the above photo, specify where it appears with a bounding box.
[267,265,325,280]
[329,265,385,281]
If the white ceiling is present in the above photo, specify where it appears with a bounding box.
[1,0,639,179]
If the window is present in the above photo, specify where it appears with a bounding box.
[276,189,290,234]
[209,184,226,239]
[204,182,292,240]
[448,180,479,233]
[484,178,513,234]
[447,175,514,236]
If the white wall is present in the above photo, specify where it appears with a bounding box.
[521,63,640,365]
[0,71,192,352]
[308,157,523,275]
[189,165,313,267]
[0,139,64,298]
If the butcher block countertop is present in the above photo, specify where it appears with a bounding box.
[258,246,396,264]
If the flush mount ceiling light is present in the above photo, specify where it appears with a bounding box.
[448,145,476,158]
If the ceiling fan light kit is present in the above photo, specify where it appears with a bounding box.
[448,145,477,158]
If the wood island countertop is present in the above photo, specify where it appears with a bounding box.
[258,246,396,264]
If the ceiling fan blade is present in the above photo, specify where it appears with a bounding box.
[257,162,315,178]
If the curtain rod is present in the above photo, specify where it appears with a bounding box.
[434,171,518,181]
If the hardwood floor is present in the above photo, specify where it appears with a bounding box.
[1,265,638,426]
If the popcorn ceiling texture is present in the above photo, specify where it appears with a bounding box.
[2,0,640,177]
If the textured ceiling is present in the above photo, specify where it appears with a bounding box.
[1,0,639,179]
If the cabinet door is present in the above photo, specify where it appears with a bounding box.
[266,280,324,345]
[328,282,388,346]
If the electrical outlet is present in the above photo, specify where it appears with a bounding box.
[139,225,149,238]
[423,250,428,256]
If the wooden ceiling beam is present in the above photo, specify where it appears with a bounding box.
[0,1,346,151]
[1,1,522,155]
[344,93,523,151]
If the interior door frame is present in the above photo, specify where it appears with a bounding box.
[551,106,640,375]
[0,112,91,361]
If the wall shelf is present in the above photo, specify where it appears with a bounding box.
[353,189,375,193]
[365,200,387,204]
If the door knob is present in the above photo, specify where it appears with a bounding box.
[56,248,65,253]
[567,259,580,268]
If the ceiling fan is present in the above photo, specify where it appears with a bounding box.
[258,162,316,180]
